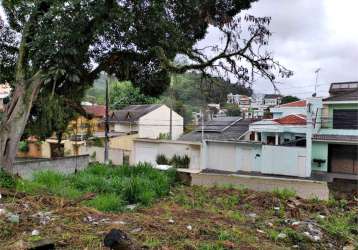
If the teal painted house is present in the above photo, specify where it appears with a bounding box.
[312,82,358,178]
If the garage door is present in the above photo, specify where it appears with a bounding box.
[134,143,158,165]
[329,144,358,174]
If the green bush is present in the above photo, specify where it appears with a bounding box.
[0,169,16,189]
[156,154,169,165]
[170,155,190,168]
[18,141,29,153]
[15,162,177,212]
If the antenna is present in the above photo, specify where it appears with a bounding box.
[314,68,321,96]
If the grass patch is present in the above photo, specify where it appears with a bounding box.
[15,162,177,212]
[319,212,358,243]
[0,168,16,189]
[272,188,296,200]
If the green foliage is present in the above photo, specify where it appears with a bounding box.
[16,162,177,211]
[158,133,170,140]
[281,96,300,104]
[170,155,190,169]
[319,212,358,242]
[156,154,170,165]
[18,141,29,153]
[224,103,241,116]
[272,188,296,200]
[110,81,158,109]
[0,168,16,188]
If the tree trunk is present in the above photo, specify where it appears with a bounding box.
[0,75,43,172]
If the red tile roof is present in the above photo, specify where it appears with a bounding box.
[83,105,106,118]
[279,100,306,107]
[274,114,306,125]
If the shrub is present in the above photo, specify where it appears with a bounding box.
[18,141,29,153]
[15,162,177,212]
[170,155,190,168]
[156,154,169,165]
[0,169,16,189]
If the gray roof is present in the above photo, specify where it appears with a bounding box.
[110,104,162,123]
[328,81,358,95]
[178,117,252,142]
[324,90,358,102]
[313,134,358,143]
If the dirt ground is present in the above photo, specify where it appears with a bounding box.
[0,186,357,250]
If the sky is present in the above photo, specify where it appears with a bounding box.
[1,0,358,98]
[200,0,358,98]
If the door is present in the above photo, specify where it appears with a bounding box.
[329,144,358,174]
[135,143,158,165]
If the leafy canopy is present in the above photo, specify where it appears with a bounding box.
[0,0,292,138]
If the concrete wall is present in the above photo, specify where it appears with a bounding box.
[312,142,328,172]
[139,105,183,140]
[13,155,89,179]
[261,145,308,177]
[191,173,329,200]
[205,141,261,172]
[271,107,306,119]
[133,139,201,169]
[79,146,123,165]
[109,134,139,151]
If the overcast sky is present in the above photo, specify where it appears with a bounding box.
[201,0,358,98]
[1,0,358,98]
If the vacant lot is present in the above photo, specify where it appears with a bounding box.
[0,165,357,249]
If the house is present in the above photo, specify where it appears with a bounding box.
[178,117,252,142]
[227,93,241,105]
[311,81,358,179]
[263,94,282,107]
[67,104,107,139]
[110,104,184,140]
[132,116,252,170]
[249,114,307,146]
[270,100,306,119]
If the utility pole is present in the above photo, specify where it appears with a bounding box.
[104,76,109,164]
[314,68,321,96]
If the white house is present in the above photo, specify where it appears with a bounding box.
[263,94,282,107]
[110,104,184,140]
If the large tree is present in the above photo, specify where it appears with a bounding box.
[0,0,291,172]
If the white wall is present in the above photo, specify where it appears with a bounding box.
[79,146,124,165]
[114,124,138,133]
[205,141,262,173]
[261,145,307,177]
[138,105,183,139]
[271,107,306,119]
[134,140,201,169]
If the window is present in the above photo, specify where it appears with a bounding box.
[333,109,358,129]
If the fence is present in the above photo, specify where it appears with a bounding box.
[79,145,124,165]
[13,155,89,179]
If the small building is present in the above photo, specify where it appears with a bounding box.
[110,104,184,140]
[178,117,252,142]
[68,104,107,138]
[263,94,282,107]
[270,100,306,119]
[249,114,307,146]
[312,82,358,179]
